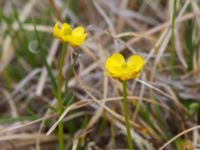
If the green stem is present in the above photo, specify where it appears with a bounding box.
[57,43,67,150]
[171,0,176,41]
[122,80,133,150]
[170,0,177,77]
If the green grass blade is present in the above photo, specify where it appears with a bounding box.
[33,21,57,94]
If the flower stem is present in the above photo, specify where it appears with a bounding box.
[122,80,133,150]
[57,43,67,150]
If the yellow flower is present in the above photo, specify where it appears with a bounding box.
[105,53,144,81]
[53,22,87,47]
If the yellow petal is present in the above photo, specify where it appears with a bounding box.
[106,53,125,68]
[62,34,86,47]
[105,53,126,75]
[127,55,145,72]
[72,26,85,36]
[61,23,72,35]
[53,22,62,38]
[62,26,87,47]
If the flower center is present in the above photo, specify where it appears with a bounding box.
[122,63,128,69]
[63,29,71,36]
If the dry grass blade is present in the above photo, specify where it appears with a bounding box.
[136,78,183,108]
[46,100,92,135]
[0,114,56,134]
[0,134,57,142]
[159,125,200,150]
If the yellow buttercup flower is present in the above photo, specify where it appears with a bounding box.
[53,22,87,47]
[105,53,144,81]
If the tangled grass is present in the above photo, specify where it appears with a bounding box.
[0,0,200,149]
